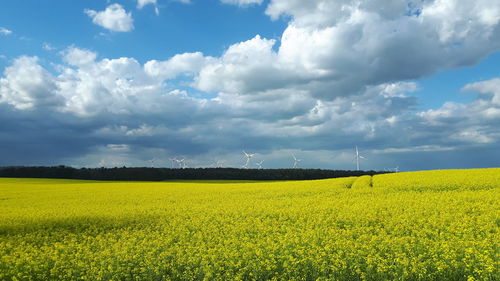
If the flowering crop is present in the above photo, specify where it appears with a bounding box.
[373,168,500,191]
[0,169,498,280]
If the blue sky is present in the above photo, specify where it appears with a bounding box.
[0,1,286,63]
[1,0,500,171]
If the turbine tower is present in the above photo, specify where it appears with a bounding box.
[242,150,255,169]
[355,146,366,171]
[149,158,155,168]
[292,154,302,168]
[169,157,178,168]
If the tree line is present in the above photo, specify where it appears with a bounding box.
[0,166,388,181]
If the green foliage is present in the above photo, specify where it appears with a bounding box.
[0,169,499,280]
[0,166,385,181]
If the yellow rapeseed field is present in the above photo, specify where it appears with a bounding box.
[0,168,499,281]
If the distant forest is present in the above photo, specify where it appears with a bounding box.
[0,166,387,181]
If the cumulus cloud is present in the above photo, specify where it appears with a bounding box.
[0,49,227,166]
[0,49,419,161]
[85,4,134,32]
[0,48,499,169]
[0,47,229,125]
[0,56,60,110]
[62,47,97,67]
[195,35,288,94]
[265,0,420,27]
[196,0,500,101]
[462,78,500,106]
[57,56,167,116]
[0,27,12,35]
[145,52,212,80]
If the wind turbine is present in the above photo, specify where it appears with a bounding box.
[292,154,302,168]
[175,158,185,168]
[393,166,399,173]
[256,160,264,169]
[354,146,366,171]
[213,159,224,168]
[149,158,156,168]
[242,150,255,169]
[169,157,178,168]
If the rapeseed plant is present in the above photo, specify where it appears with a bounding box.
[0,169,498,280]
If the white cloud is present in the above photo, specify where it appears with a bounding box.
[0,47,216,118]
[194,0,500,102]
[263,0,500,49]
[144,52,211,80]
[56,55,159,116]
[423,0,500,43]
[61,47,97,67]
[85,4,134,32]
[137,0,157,9]
[462,78,500,106]
[0,56,60,110]
[1,49,500,169]
[195,35,288,94]
[137,0,160,15]
[220,0,264,7]
[265,0,421,27]
[0,27,12,35]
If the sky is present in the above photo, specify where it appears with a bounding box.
[1,0,500,171]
